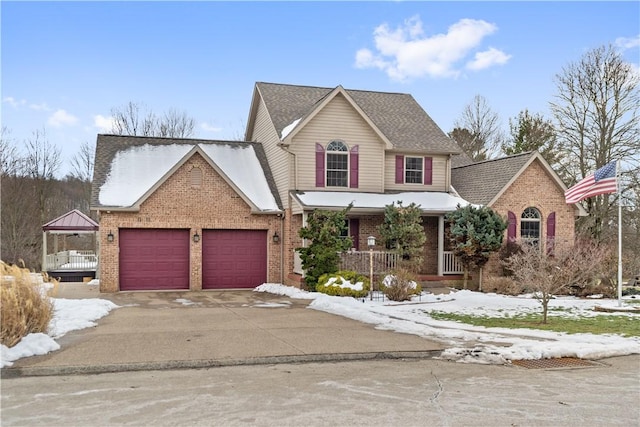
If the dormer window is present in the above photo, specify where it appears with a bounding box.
[326,140,348,187]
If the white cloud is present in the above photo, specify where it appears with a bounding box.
[48,109,78,127]
[466,47,512,70]
[615,35,640,51]
[2,96,26,108]
[200,122,222,133]
[29,102,50,111]
[94,114,115,133]
[355,16,509,81]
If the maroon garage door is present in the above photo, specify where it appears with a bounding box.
[119,229,190,291]
[202,230,267,289]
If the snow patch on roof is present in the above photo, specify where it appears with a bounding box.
[295,191,475,212]
[281,118,301,140]
[98,143,280,212]
[199,144,280,211]
[99,144,192,206]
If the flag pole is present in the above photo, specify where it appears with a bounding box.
[617,159,622,307]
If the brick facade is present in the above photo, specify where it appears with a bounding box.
[485,159,577,276]
[98,153,281,292]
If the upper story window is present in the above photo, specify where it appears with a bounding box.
[326,140,348,187]
[521,207,541,246]
[405,157,423,184]
[315,142,359,189]
[395,155,433,185]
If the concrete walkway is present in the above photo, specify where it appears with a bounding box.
[3,283,445,377]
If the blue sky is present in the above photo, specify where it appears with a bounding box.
[2,1,639,178]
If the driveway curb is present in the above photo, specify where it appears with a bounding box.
[1,350,443,378]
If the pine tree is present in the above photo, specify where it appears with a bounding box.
[445,204,507,289]
[298,205,353,290]
[378,201,426,273]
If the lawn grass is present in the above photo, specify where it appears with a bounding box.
[428,311,640,337]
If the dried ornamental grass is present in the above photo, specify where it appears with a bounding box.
[1,261,54,348]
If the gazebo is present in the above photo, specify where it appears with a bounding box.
[42,209,99,282]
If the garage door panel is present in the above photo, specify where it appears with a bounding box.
[202,230,267,289]
[119,229,190,291]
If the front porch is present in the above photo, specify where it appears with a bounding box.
[293,249,464,277]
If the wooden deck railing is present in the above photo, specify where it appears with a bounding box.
[44,250,97,271]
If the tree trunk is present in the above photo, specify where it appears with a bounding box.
[479,267,483,292]
[463,268,469,289]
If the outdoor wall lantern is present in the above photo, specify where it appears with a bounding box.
[193,231,200,243]
[367,235,376,248]
[273,231,280,244]
[107,231,114,243]
[367,236,376,300]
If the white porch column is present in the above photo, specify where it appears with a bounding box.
[438,215,444,276]
[42,231,47,271]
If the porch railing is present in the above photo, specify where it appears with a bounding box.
[44,250,98,271]
[339,251,400,275]
[443,251,464,274]
[293,249,464,276]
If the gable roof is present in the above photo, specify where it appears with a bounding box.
[91,134,282,213]
[43,209,98,231]
[247,82,462,154]
[451,151,588,216]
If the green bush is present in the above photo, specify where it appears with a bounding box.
[381,269,422,301]
[316,270,370,298]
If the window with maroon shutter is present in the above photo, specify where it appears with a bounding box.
[349,145,359,188]
[507,211,517,242]
[326,140,348,187]
[424,157,433,185]
[315,143,325,187]
[405,156,423,184]
[546,212,556,255]
[521,207,541,247]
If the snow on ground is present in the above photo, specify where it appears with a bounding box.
[2,281,639,368]
[0,297,119,368]
[256,283,640,365]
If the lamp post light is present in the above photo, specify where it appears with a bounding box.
[367,236,376,300]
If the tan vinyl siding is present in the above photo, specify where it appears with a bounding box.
[384,153,448,192]
[249,98,292,208]
[291,94,385,192]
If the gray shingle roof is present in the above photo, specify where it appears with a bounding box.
[90,134,282,211]
[451,152,534,206]
[255,82,462,154]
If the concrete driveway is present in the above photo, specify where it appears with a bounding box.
[4,283,445,377]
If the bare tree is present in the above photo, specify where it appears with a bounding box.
[0,126,20,176]
[23,128,62,226]
[503,240,610,323]
[70,140,95,182]
[111,101,158,136]
[158,108,195,138]
[453,95,504,161]
[550,44,640,240]
[110,102,195,138]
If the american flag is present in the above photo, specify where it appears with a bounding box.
[565,160,618,204]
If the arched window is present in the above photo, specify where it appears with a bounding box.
[326,140,348,187]
[521,207,541,246]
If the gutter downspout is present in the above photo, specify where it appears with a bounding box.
[280,211,285,285]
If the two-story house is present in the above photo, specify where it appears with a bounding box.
[91,82,583,292]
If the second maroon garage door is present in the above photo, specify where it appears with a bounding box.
[202,230,267,289]
[119,229,190,291]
